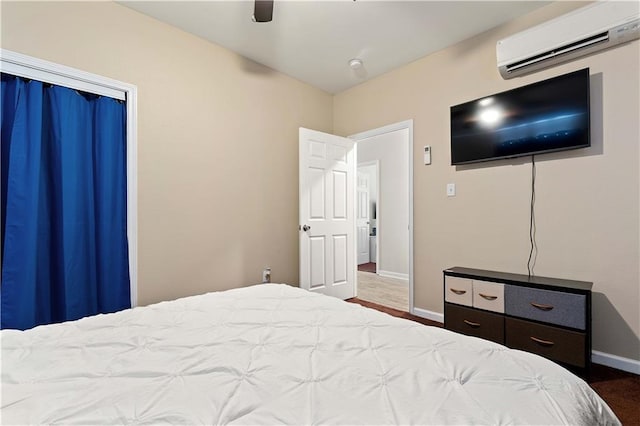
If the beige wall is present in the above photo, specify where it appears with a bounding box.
[1,1,333,305]
[334,2,640,361]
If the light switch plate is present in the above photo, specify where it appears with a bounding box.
[424,145,432,165]
[447,183,456,197]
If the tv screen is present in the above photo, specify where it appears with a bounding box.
[450,68,590,165]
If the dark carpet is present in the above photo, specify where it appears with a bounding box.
[346,297,640,425]
[589,363,640,425]
[358,262,377,273]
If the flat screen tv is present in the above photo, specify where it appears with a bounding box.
[450,68,590,165]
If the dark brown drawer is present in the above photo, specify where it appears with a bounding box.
[505,317,586,367]
[444,303,504,344]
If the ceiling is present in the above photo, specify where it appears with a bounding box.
[120,1,549,94]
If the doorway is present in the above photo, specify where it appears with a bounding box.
[351,120,413,313]
[357,161,378,272]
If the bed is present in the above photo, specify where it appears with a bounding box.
[1,283,619,425]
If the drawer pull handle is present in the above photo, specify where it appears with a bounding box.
[479,293,498,301]
[530,336,555,347]
[463,319,480,328]
[530,302,554,311]
[450,288,467,295]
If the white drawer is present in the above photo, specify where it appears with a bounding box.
[472,280,504,313]
[445,276,472,307]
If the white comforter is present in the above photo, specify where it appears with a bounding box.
[1,284,619,425]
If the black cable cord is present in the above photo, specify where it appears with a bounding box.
[527,155,537,277]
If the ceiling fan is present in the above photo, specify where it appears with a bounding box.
[252,0,274,23]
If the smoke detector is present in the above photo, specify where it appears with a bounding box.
[348,58,363,70]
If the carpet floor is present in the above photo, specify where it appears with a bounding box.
[346,297,640,425]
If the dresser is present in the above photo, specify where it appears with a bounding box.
[443,267,592,376]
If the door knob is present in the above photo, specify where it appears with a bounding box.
[302,224,311,232]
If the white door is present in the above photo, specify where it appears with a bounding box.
[299,127,355,300]
[356,171,370,265]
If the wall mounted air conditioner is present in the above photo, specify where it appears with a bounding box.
[497,1,639,79]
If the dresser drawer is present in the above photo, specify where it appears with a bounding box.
[505,285,586,330]
[445,276,472,307]
[445,303,504,344]
[505,317,586,367]
[472,280,504,313]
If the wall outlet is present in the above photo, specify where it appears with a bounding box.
[262,267,271,283]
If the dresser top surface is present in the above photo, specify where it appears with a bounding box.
[444,267,593,292]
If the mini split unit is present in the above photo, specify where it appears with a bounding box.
[497,1,640,79]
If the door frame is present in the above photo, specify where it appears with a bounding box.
[349,120,414,314]
[1,48,139,307]
[357,160,380,272]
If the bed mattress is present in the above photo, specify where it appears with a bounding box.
[1,284,619,425]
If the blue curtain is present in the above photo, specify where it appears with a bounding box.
[1,73,130,330]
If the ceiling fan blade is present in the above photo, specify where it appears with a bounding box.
[253,0,274,23]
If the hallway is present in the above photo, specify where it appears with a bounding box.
[357,271,408,312]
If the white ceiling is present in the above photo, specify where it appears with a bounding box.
[120,1,549,94]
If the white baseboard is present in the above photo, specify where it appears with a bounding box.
[411,307,444,324]
[377,270,409,282]
[592,350,640,375]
